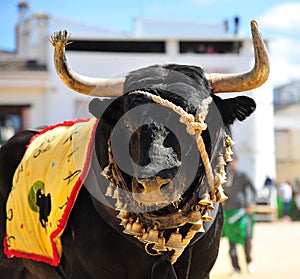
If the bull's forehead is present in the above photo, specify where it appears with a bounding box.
[141,129,181,178]
[131,125,181,179]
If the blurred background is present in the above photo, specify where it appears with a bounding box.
[1,1,300,277]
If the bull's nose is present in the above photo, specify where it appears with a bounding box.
[134,177,172,193]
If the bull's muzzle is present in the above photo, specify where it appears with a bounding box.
[132,177,176,206]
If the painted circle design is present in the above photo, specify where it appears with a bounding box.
[28,180,45,212]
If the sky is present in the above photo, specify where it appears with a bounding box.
[1,0,300,86]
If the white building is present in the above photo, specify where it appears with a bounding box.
[0,2,275,190]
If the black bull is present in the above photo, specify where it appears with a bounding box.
[0,21,269,278]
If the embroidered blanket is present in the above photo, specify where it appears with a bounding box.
[4,118,98,266]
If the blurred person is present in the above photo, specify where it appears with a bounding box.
[263,175,273,188]
[206,44,216,54]
[222,155,257,275]
[278,181,293,221]
[197,43,206,53]
[263,175,275,201]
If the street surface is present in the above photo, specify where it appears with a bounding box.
[211,221,300,279]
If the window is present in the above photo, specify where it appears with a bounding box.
[0,105,30,144]
[179,41,242,54]
[66,40,166,53]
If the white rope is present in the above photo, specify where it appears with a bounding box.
[129,90,215,190]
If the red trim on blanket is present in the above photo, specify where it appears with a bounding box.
[4,118,99,266]
[27,118,91,148]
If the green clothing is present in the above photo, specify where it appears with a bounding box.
[277,196,297,220]
[223,209,255,246]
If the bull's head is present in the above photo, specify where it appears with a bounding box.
[50,20,269,261]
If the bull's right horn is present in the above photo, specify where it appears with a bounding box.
[206,20,270,93]
[50,30,124,97]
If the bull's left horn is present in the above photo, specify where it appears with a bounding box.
[206,20,270,93]
[50,30,124,97]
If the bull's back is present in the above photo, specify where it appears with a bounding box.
[0,130,37,236]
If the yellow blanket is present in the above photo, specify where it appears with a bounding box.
[4,118,98,266]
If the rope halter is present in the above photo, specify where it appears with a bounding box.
[129,90,215,191]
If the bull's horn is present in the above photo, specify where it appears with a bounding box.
[50,30,124,97]
[206,20,269,93]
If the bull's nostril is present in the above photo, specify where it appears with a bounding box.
[137,182,145,191]
[160,183,169,190]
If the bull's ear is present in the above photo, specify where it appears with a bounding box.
[89,98,116,119]
[214,95,256,125]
